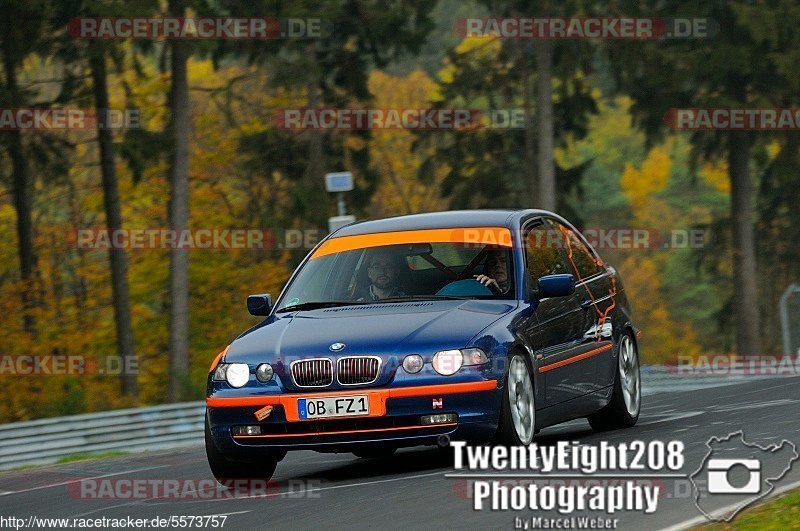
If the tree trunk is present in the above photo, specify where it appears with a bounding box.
[2,37,37,334]
[728,132,761,355]
[168,0,190,402]
[519,42,538,208]
[89,45,138,397]
[535,39,555,211]
[305,43,325,222]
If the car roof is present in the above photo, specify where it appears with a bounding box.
[332,209,554,237]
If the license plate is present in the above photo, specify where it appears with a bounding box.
[297,395,369,420]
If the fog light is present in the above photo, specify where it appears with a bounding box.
[256,363,274,382]
[420,413,457,425]
[402,354,424,374]
[233,425,262,436]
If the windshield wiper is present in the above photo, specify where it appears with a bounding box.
[276,301,368,313]
[379,295,473,302]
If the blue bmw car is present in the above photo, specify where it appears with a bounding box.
[205,209,641,483]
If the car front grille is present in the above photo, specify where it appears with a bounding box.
[290,358,333,388]
[337,356,381,385]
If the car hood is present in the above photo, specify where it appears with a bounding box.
[226,300,514,391]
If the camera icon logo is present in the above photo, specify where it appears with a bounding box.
[707,458,761,494]
[691,431,799,522]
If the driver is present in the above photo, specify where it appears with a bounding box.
[358,250,407,301]
[474,250,510,294]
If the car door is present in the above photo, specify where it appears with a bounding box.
[518,219,591,407]
[547,219,616,391]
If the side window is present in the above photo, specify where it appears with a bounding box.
[523,221,565,281]
[548,220,601,280]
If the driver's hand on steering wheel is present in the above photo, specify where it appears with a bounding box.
[474,274,500,292]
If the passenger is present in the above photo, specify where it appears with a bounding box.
[474,250,510,293]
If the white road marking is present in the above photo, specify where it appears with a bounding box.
[0,465,169,497]
[709,398,800,412]
[635,411,704,426]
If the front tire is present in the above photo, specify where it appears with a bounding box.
[495,351,536,445]
[205,418,279,487]
[588,333,641,431]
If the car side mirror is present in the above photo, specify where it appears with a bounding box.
[247,294,272,316]
[537,274,575,298]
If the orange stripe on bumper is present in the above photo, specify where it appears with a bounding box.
[538,343,613,373]
[233,422,457,439]
[206,380,497,422]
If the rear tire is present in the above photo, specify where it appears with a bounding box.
[588,333,640,432]
[494,351,536,445]
[205,418,279,487]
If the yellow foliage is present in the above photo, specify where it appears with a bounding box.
[766,139,781,159]
[366,69,449,217]
[621,146,671,207]
[617,255,701,364]
[613,139,703,363]
[700,161,730,194]
[557,96,642,170]
[438,35,502,87]
[0,53,295,421]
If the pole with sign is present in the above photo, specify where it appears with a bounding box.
[325,172,356,232]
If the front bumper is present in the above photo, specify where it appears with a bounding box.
[206,380,501,455]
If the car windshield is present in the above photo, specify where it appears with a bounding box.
[276,236,515,311]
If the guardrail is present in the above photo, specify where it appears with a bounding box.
[0,366,772,471]
[0,402,205,470]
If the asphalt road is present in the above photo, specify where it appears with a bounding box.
[1,374,799,530]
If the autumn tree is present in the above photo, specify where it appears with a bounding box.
[0,0,53,334]
[213,0,436,227]
[421,33,595,217]
[606,0,800,355]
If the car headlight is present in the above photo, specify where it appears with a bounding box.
[222,363,250,388]
[402,354,424,374]
[212,363,228,381]
[432,348,488,376]
[461,348,489,366]
[432,350,463,375]
[256,363,274,382]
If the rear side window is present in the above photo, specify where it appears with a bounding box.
[523,222,566,280]
[548,220,602,280]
